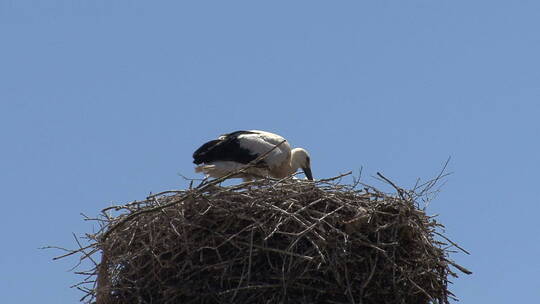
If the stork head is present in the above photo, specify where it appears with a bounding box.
[291,148,313,180]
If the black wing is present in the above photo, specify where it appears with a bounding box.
[192,131,260,165]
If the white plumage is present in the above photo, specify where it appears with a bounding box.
[193,130,313,181]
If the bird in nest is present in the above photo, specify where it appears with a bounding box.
[193,130,313,182]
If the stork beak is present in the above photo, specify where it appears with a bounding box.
[302,167,313,181]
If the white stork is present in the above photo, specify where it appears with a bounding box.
[193,130,313,181]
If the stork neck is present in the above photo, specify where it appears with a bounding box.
[290,149,305,171]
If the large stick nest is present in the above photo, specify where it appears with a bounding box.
[63,173,470,304]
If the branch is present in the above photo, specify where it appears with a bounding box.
[376,172,408,200]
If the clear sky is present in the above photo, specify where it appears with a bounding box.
[1,1,539,303]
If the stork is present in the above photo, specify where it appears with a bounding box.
[193,130,313,181]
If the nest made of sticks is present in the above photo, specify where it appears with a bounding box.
[59,172,470,304]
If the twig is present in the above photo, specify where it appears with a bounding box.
[376,172,408,200]
[445,258,473,275]
[318,171,353,182]
[434,231,470,255]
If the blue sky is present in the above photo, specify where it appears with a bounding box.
[1,1,539,303]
